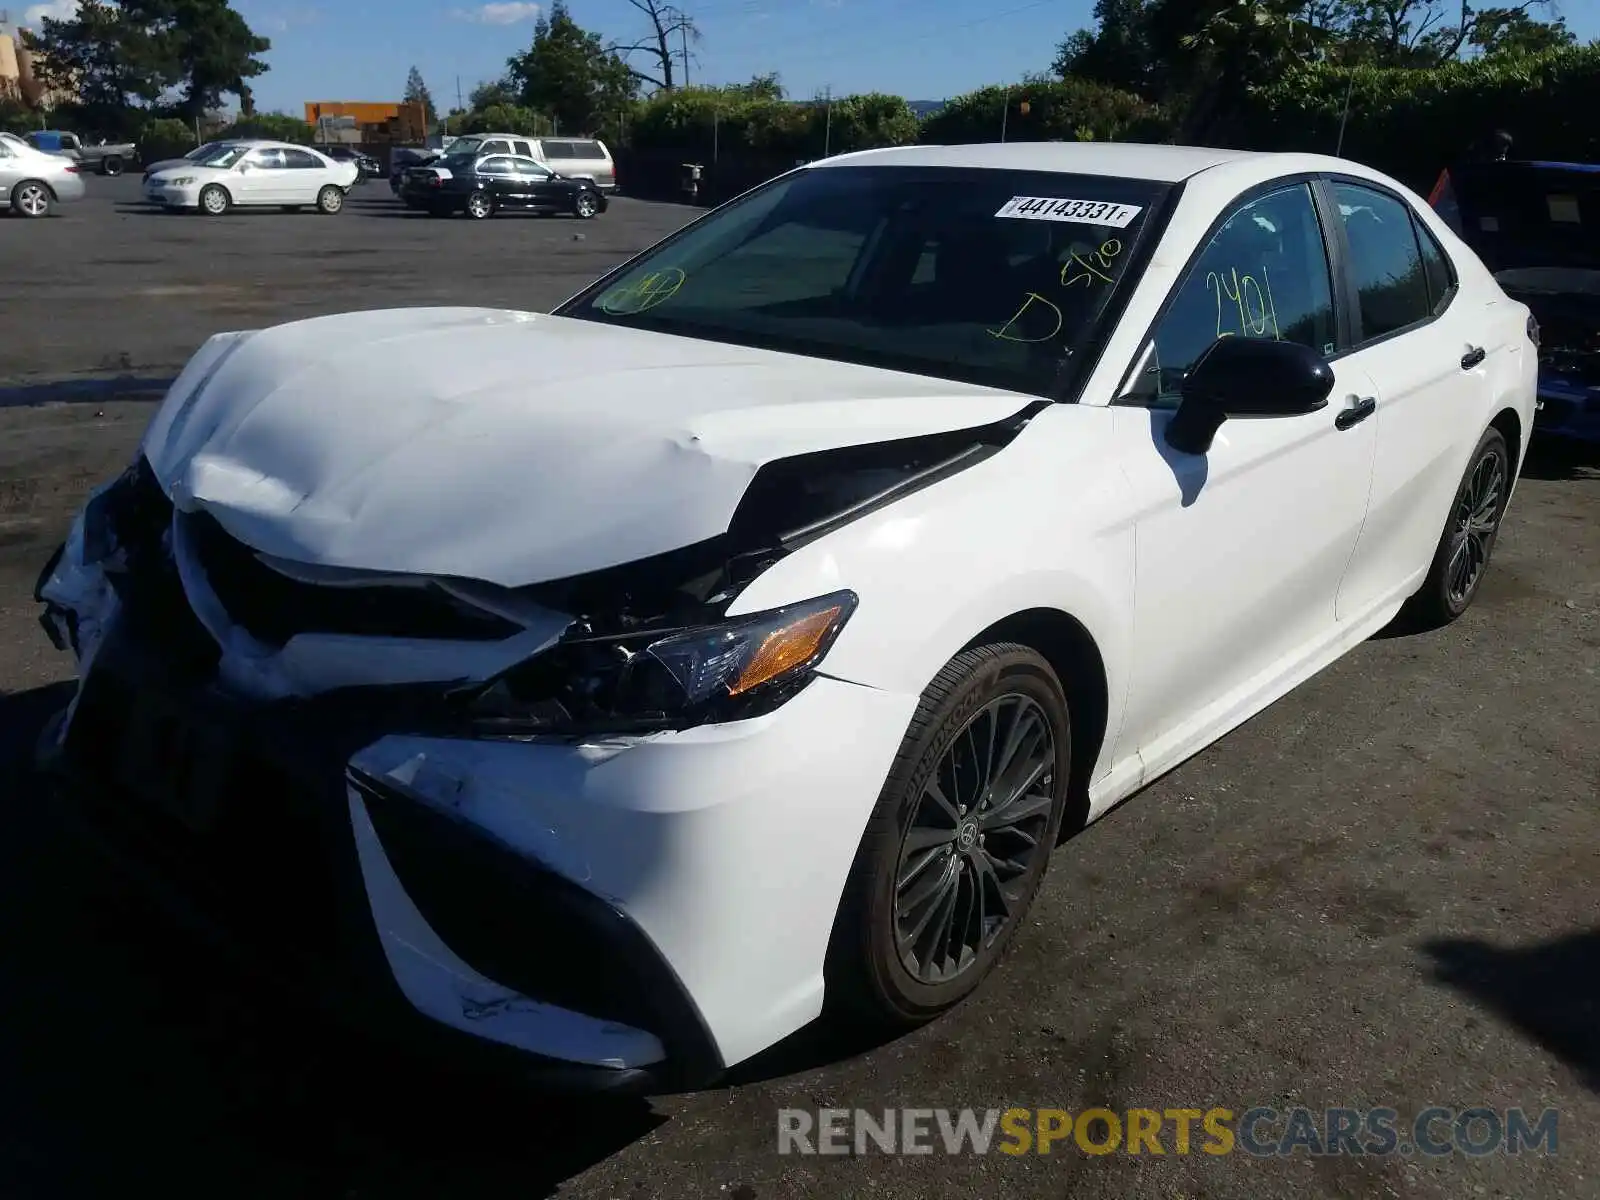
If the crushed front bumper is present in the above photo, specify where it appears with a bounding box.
[38,549,920,1088]
[44,619,724,1094]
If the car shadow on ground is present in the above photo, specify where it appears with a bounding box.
[1420,929,1600,1094]
[0,683,667,1198]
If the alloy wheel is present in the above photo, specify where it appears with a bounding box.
[893,693,1056,985]
[468,192,491,218]
[202,187,228,215]
[1445,443,1506,607]
[576,192,597,217]
[16,183,49,217]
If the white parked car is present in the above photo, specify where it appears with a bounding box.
[143,139,359,215]
[36,143,1537,1092]
[0,133,86,217]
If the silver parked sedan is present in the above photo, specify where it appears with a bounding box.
[0,135,87,217]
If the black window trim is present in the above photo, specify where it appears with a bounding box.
[1111,172,1351,410]
[1319,172,1458,352]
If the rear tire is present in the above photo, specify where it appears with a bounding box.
[465,190,494,220]
[826,643,1070,1029]
[1402,426,1512,630]
[316,185,344,214]
[101,156,124,177]
[10,180,52,218]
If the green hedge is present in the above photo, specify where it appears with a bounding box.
[139,117,196,163]
[214,113,315,144]
[920,78,1172,145]
[1236,44,1600,190]
[626,87,920,158]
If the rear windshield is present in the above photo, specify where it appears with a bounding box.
[559,165,1169,396]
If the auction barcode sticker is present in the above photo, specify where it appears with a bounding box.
[995,196,1143,227]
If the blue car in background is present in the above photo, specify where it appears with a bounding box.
[1431,157,1600,444]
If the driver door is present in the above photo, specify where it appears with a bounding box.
[235,147,288,203]
[1106,180,1380,778]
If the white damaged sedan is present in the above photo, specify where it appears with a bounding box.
[37,143,1537,1092]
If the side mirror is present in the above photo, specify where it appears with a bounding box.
[1165,337,1336,455]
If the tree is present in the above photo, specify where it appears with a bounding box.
[23,0,270,126]
[1052,0,1161,94]
[469,79,519,110]
[23,0,171,120]
[147,0,272,121]
[404,65,437,124]
[505,1,636,134]
[610,0,700,91]
[1468,5,1576,55]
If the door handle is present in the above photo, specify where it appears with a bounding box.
[1335,396,1377,430]
[1461,346,1486,370]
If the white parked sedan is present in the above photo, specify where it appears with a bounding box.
[36,142,1537,1092]
[143,139,359,215]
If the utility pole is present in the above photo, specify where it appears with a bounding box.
[1000,85,1010,142]
[680,26,690,87]
[824,85,832,158]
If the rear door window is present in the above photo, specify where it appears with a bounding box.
[1332,183,1433,342]
[1414,217,1457,316]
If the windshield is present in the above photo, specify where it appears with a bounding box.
[558,165,1170,396]
[446,136,484,157]
[184,142,218,160]
[193,143,251,168]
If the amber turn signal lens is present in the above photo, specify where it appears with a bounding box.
[727,606,844,697]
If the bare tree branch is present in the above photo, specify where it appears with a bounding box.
[612,0,700,90]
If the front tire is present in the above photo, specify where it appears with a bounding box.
[10,180,52,218]
[827,644,1070,1028]
[316,185,344,214]
[199,184,230,216]
[1403,426,1512,629]
[573,190,599,219]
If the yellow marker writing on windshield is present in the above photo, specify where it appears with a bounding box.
[599,267,687,314]
[988,292,1064,343]
[1061,239,1123,288]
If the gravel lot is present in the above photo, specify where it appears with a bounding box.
[1,172,1597,1199]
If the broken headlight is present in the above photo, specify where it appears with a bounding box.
[467,589,858,736]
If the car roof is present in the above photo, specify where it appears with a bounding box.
[220,140,323,152]
[810,142,1341,185]
[456,132,603,143]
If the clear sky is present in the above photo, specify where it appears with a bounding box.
[17,0,1600,116]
